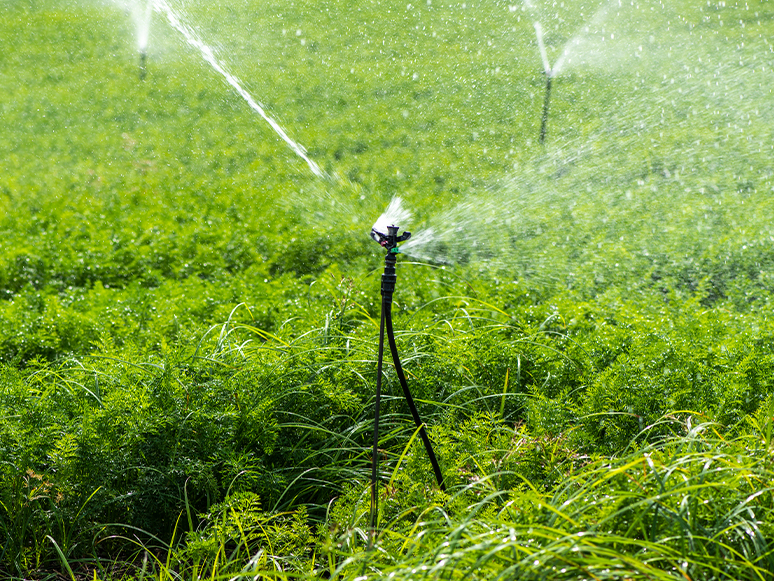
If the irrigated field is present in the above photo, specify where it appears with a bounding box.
[2,0,774,578]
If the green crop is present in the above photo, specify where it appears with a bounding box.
[2,0,774,578]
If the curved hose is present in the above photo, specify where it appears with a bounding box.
[370,250,446,545]
[384,304,446,492]
[370,303,386,539]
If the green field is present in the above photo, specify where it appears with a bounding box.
[2,0,774,578]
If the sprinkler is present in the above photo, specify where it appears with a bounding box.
[539,70,552,144]
[534,22,553,145]
[369,224,445,544]
[139,50,147,81]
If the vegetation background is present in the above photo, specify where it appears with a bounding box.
[2,0,774,578]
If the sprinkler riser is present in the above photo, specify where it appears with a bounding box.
[380,253,397,304]
[139,51,147,81]
[539,73,552,144]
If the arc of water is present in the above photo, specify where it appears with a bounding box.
[550,35,582,78]
[551,0,620,76]
[137,0,152,54]
[372,197,413,236]
[151,0,326,179]
[534,22,552,76]
[527,0,621,77]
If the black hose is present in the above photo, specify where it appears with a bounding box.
[369,303,386,542]
[384,305,446,491]
[369,250,446,544]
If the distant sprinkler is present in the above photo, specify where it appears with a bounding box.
[534,22,553,144]
[139,50,147,81]
[137,0,152,81]
[539,69,552,144]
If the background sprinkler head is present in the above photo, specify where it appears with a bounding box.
[371,224,411,252]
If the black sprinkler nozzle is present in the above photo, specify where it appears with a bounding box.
[371,224,411,252]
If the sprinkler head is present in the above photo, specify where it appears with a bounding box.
[371,224,411,252]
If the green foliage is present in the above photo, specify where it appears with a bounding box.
[3,0,774,578]
[183,492,312,574]
[323,420,774,581]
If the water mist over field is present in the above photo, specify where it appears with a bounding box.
[387,0,774,277]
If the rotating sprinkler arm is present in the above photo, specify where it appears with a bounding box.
[371,224,411,252]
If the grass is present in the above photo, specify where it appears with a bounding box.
[2,0,774,578]
[351,420,774,580]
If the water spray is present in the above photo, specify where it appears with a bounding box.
[151,0,326,179]
[369,224,445,544]
[136,0,152,81]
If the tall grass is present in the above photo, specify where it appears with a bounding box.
[5,288,774,577]
[68,418,773,580]
[315,418,774,581]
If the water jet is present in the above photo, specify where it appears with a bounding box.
[135,0,152,80]
[151,0,326,179]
